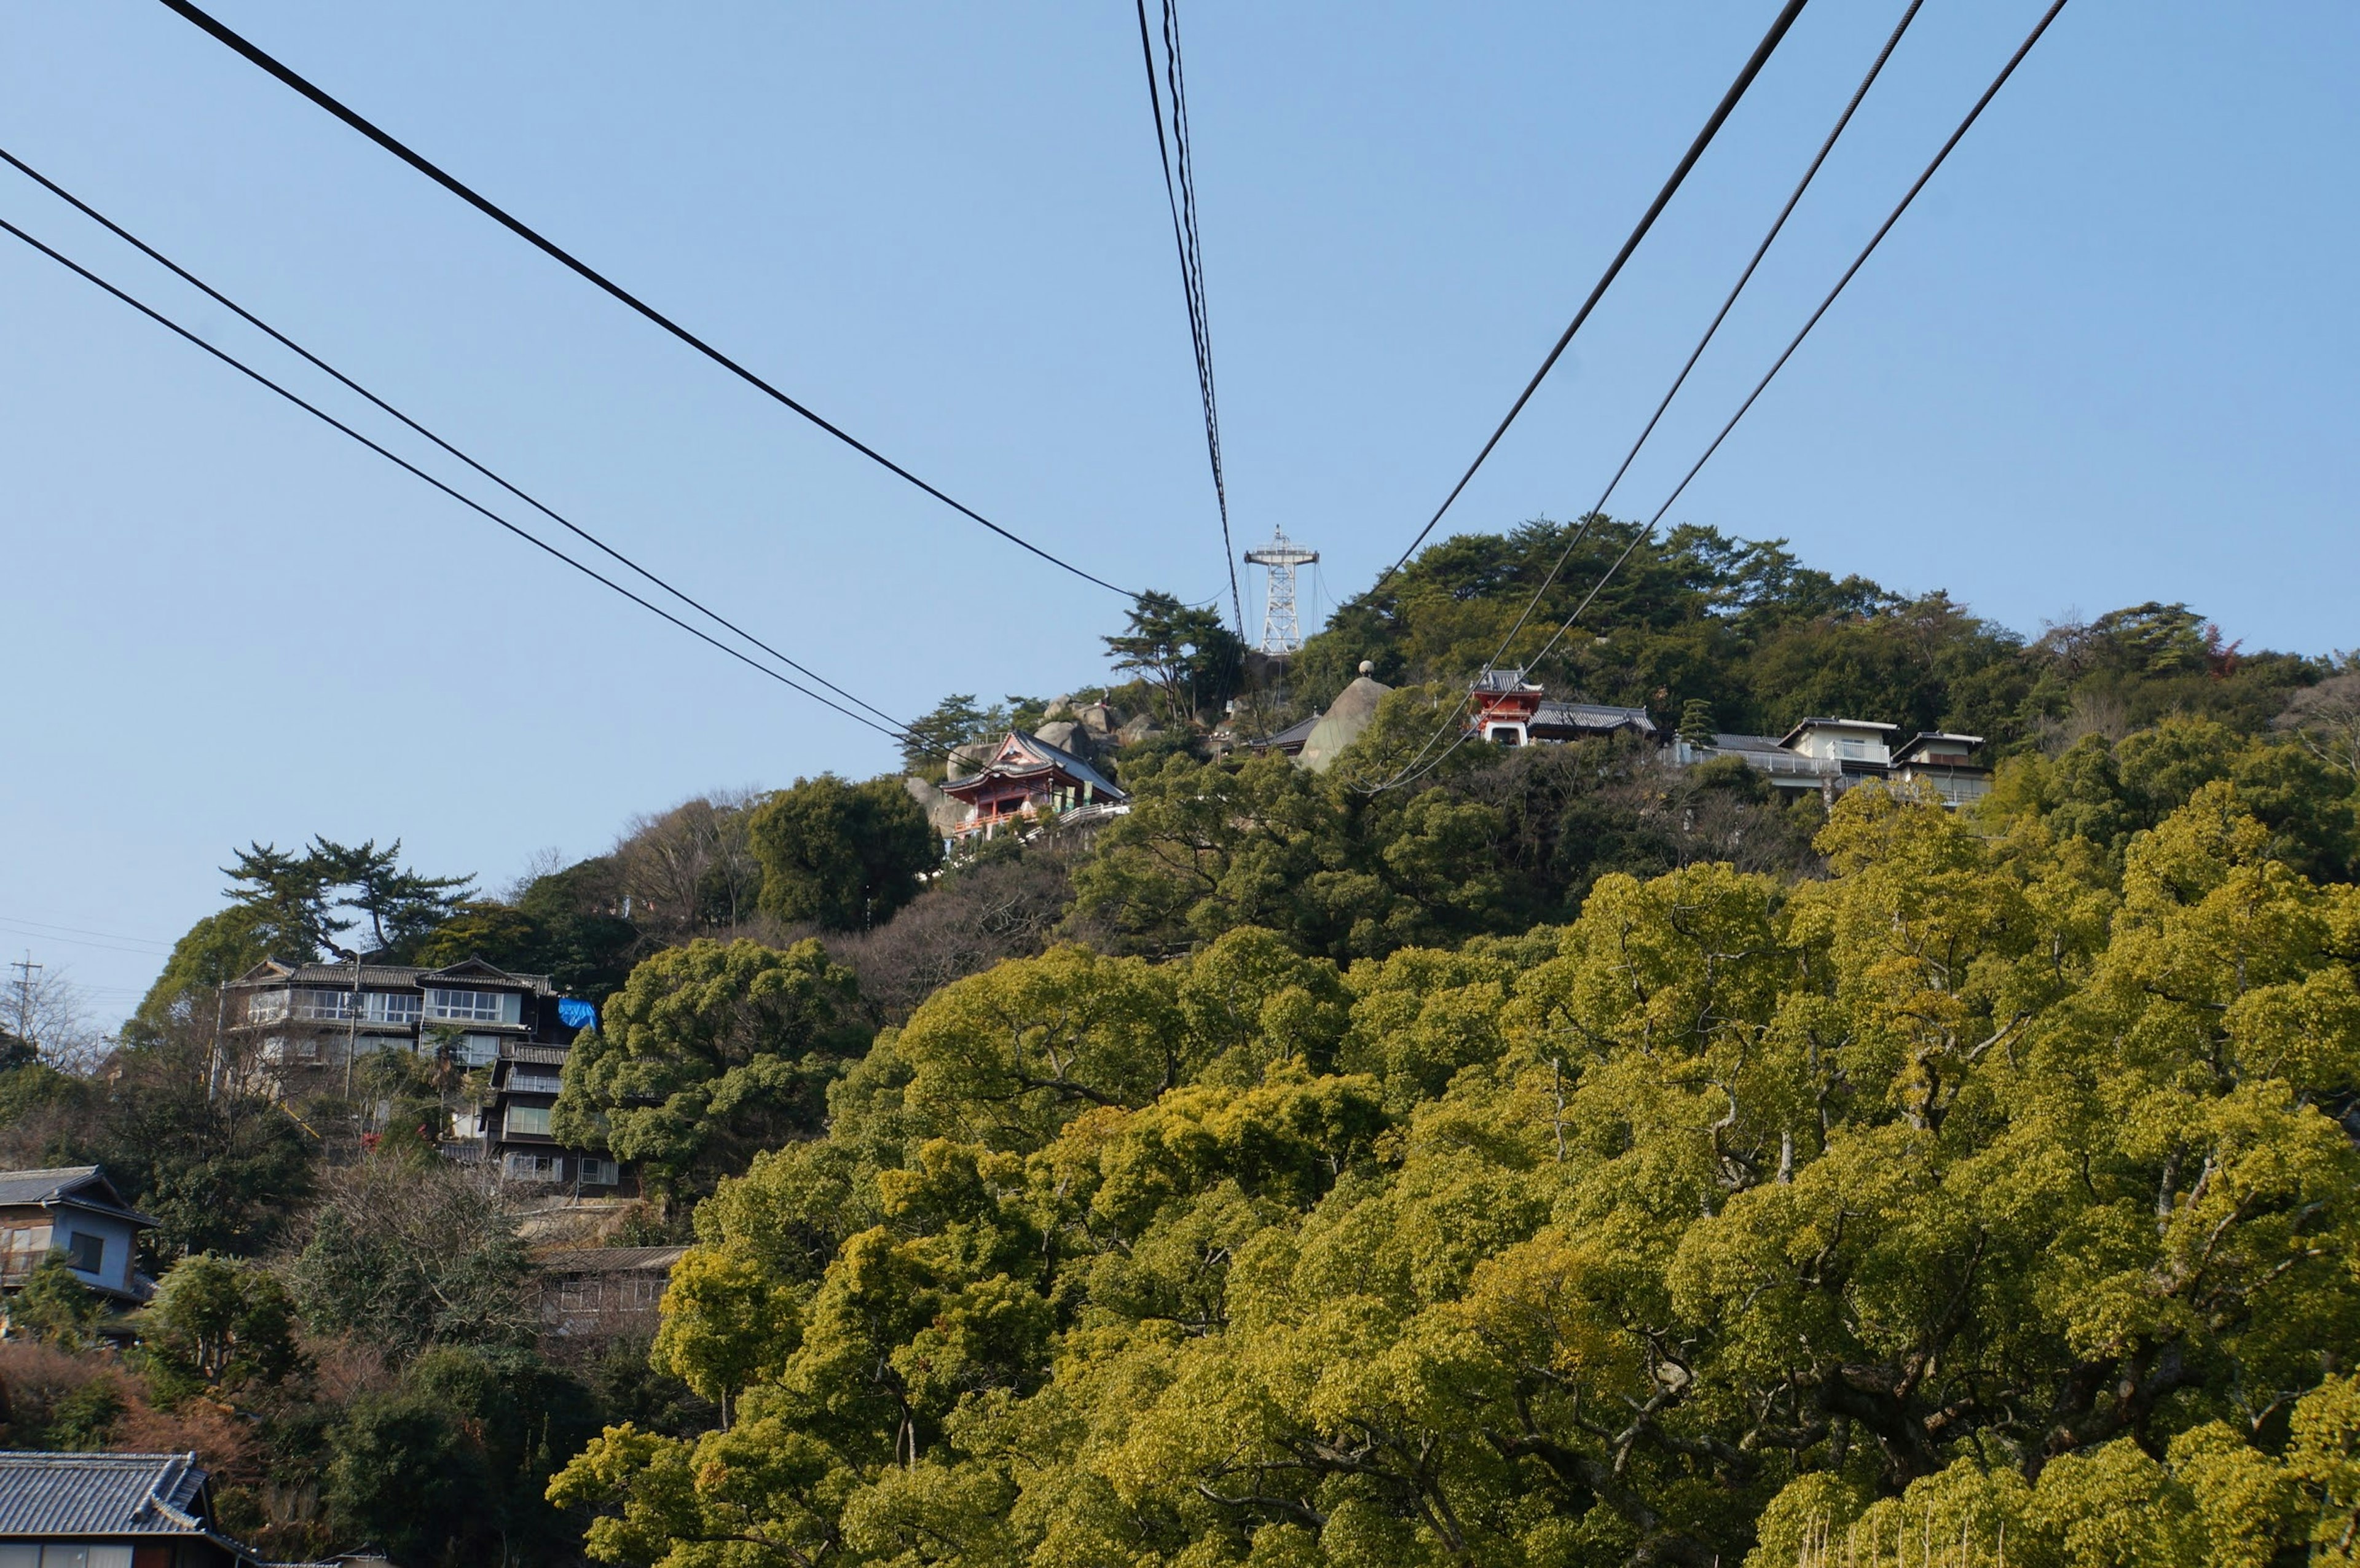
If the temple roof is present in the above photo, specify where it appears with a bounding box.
[940,731,1126,804]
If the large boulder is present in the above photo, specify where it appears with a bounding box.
[903,775,967,836]
[1115,713,1162,746]
[1036,720,1092,757]
[1297,675,1390,773]
[945,740,996,782]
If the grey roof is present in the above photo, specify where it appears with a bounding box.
[0,1451,209,1537]
[229,958,559,994]
[1892,731,1987,764]
[1777,716,1900,748]
[0,1166,157,1228]
[1706,732,1792,755]
[1253,711,1323,749]
[1471,668,1541,693]
[944,731,1127,804]
[1532,700,1655,733]
[537,1245,688,1276]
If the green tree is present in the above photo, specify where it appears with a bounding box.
[289,1158,535,1362]
[8,1255,104,1348]
[749,774,938,931]
[144,1252,304,1391]
[1105,590,1246,724]
[551,939,868,1207]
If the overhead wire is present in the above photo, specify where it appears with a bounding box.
[1372,0,1925,790]
[0,145,915,740]
[1374,0,2073,794]
[1135,0,1246,637]
[153,0,1138,598]
[1372,0,1811,592]
[0,210,963,758]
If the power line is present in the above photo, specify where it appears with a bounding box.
[0,211,942,752]
[1134,0,1245,638]
[0,914,174,949]
[1372,0,1811,591]
[0,145,911,739]
[1372,0,1926,791]
[1376,0,2072,794]
[154,0,1136,598]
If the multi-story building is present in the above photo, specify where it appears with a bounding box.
[1463,671,1990,807]
[224,957,627,1194]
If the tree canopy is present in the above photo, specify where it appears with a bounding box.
[551,774,2360,1568]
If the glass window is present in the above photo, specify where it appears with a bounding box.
[508,1072,564,1095]
[503,1151,562,1180]
[245,989,289,1024]
[66,1231,104,1274]
[506,1104,553,1137]
[364,991,422,1025]
[580,1158,620,1186]
[429,988,520,1024]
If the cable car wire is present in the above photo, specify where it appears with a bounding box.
[1371,0,1810,592]
[1369,0,1925,790]
[0,144,914,738]
[0,211,954,755]
[154,0,1137,598]
[1135,0,1246,638]
[1372,0,2072,795]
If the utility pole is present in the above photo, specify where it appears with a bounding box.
[8,953,41,1049]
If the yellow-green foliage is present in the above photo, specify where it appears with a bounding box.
[553,781,2360,1568]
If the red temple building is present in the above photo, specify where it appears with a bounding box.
[940,731,1128,842]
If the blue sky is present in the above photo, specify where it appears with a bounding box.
[2,1,2353,1019]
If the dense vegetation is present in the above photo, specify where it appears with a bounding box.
[2,520,2355,1568]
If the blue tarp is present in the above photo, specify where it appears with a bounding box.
[557,997,597,1030]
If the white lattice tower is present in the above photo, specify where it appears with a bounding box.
[1242,525,1319,654]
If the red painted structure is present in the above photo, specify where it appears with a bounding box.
[940,731,1127,841]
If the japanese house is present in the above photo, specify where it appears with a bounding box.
[939,731,1127,843]
[223,958,625,1194]
[0,1167,156,1338]
[0,1449,288,1566]
[1466,669,1657,747]
[537,1245,688,1346]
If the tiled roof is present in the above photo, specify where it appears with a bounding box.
[1532,701,1655,732]
[0,1166,156,1228]
[942,731,1126,805]
[228,959,559,994]
[1253,711,1323,749]
[0,1451,209,1536]
[537,1245,688,1276]
[0,1166,104,1207]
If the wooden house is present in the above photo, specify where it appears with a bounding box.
[939,731,1127,843]
[0,1167,157,1335]
[0,1449,297,1565]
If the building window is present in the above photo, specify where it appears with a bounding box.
[245,989,289,1024]
[558,1278,602,1312]
[0,1224,52,1280]
[503,1151,563,1181]
[259,1035,317,1063]
[66,1232,104,1274]
[626,1276,665,1309]
[428,988,519,1024]
[579,1158,620,1186]
[506,1104,553,1138]
[507,1071,564,1096]
[366,991,422,1025]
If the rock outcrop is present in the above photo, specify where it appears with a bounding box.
[1297,673,1390,773]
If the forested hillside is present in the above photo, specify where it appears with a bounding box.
[4,519,2356,1568]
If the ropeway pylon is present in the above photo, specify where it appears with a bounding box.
[1242,525,1319,654]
